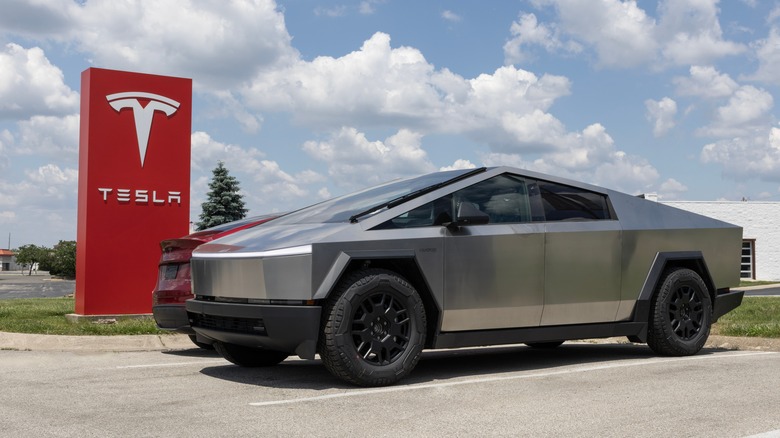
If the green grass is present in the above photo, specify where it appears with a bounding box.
[712,297,780,338]
[0,297,168,336]
[0,296,778,338]
[739,280,779,287]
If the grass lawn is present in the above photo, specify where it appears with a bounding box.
[0,297,167,336]
[712,296,780,338]
[0,295,778,338]
[739,280,779,287]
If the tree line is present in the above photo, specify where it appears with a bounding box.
[15,241,76,278]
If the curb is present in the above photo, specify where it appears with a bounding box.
[0,331,194,352]
[1,332,778,353]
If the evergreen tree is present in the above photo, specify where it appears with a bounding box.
[197,161,248,230]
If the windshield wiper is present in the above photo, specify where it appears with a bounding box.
[349,167,486,223]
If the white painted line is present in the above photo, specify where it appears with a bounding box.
[744,431,780,438]
[249,351,776,407]
[116,359,226,369]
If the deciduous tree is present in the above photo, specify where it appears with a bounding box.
[14,244,48,275]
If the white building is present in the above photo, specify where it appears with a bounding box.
[0,249,21,272]
[662,201,780,281]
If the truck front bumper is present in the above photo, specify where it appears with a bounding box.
[185,299,322,360]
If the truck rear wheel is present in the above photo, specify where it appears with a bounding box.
[647,268,712,356]
[214,342,289,367]
[319,268,426,387]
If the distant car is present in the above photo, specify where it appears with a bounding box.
[152,214,280,349]
[186,167,744,386]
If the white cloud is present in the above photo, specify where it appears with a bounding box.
[244,32,574,153]
[14,114,79,159]
[442,10,462,23]
[769,6,780,23]
[303,127,436,188]
[190,131,314,210]
[0,211,15,223]
[531,0,658,68]
[673,66,738,99]
[0,162,79,245]
[645,97,677,137]
[701,126,780,181]
[499,109,569,151]
[0,0,75,38]
[591,151,660,193]
[440,159,477,171]
[503,12,582,65]
[698,85,774,137]
[359,0,384,15]
[314,5,347,17]
[521,0,744,68]
[0,44,79,119]
[745,27,780,85]
[656,0,745,65]
[658,178,688,200]
[2,0,299,91]
[205,91,263,133]
[0,129,10,170]
[484,124,661,194]
[0,163,78,211]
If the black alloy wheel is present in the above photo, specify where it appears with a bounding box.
[351,290,412,365]
[647,267,712,356]
[668,283,705,341]
[319,268,427,387]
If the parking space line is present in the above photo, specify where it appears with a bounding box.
[743,430,780,438]
[249,351,776,407]
[116,359,226,369]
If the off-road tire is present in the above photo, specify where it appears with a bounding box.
[214,341,288,367]
[647,268,712,356]
[319,268,427,387]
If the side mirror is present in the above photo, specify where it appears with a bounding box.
[446,202,489,230]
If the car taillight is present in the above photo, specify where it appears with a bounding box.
[152,290,194,305]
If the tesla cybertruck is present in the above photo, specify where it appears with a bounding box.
[186,166,744,386]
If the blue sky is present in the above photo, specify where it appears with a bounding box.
[2,0,780,247]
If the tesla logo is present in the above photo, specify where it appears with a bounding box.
[106,92,180,167]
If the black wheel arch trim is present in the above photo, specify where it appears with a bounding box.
[312,249,443,349]
[629,251,719,342]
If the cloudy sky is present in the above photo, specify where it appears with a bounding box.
[2,0,780,247]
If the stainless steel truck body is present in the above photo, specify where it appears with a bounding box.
[186,167,743,386]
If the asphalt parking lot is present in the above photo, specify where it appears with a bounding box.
[0,272,75,299]
[1,273,779,436]
[1,343,779,437]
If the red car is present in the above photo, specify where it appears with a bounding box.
[152,214,280,348]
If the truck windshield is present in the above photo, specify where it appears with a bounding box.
[272,168,484,225]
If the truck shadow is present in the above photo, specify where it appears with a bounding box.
[195,342,728,390]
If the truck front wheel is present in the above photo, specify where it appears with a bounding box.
[319,268,427,387]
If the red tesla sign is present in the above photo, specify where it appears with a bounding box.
[76,68,191,315]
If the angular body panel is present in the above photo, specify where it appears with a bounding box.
[542,222,622,325]
[185,166,743,385]
[442,223,545,331]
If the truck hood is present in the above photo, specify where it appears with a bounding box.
[192,222,350,257]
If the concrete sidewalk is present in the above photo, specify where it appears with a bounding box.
[2,330,779,353]
[0,331,195,352]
